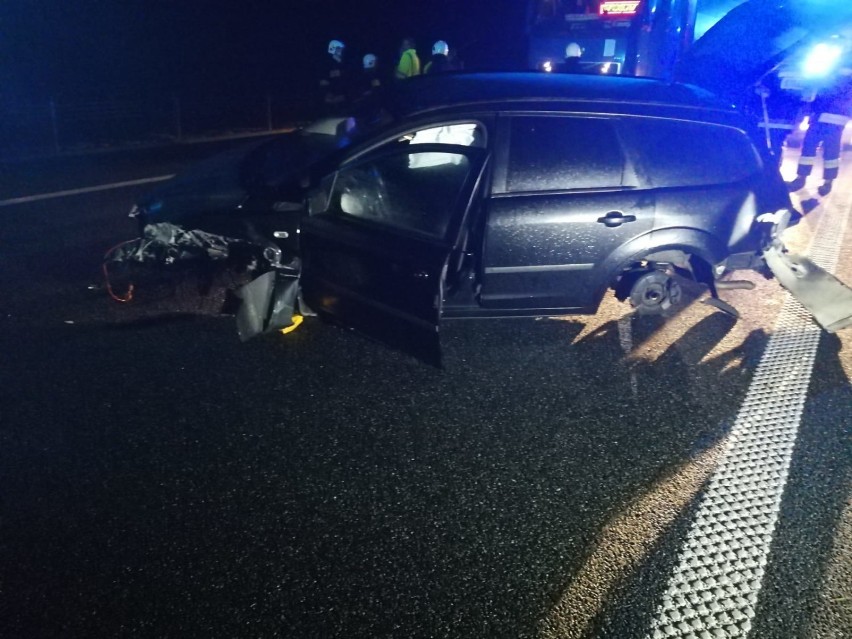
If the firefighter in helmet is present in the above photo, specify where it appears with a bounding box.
[557,42,585,74]
[357,53,382,99]
[424,40,455,74]
[319,39,349,114]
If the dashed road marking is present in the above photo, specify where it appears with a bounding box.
[0,175,174,207]
[648,185,851,638]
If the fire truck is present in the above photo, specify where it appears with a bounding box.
[526,0,697,78]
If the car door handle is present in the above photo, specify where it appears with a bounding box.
[597,211,637,227]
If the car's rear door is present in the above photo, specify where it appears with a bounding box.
[300,142,488,364]
[481,114,654,310]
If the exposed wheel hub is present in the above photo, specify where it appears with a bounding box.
[629,270,682,314]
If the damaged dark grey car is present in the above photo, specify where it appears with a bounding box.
[108,72,852,363]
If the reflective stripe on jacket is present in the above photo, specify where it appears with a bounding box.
[818,112,851,126]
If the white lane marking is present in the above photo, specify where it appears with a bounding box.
[540,440,727,639]
[0,175,174,207]
[648,184,851,638]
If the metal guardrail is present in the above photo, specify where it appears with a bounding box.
[0,93,313,160]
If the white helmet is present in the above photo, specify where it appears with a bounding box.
[363,53,377,69]
[565,42,582,58]
[328,40,345,56]
[432,40,449,56]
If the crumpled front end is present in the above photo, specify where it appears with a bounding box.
[103,220,306,336]
[102,221,264,309]
[106,222,246,266]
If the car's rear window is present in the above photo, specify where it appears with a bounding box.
[506,116,626,192]
[622,119,761,187]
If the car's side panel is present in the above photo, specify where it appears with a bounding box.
[474,111,655,311]
[616,115,791,252]
[652,183,767,253]
[480,190,655,309]
[591,226,731,304]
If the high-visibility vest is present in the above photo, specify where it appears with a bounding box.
[395,49,420,79]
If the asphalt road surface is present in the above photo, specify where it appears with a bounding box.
[1,141,850,638]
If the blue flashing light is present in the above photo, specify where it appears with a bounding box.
[802,42,843,78]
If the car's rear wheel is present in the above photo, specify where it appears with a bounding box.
[627,269,683,315]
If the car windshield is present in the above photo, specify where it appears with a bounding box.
[238,101,394,192]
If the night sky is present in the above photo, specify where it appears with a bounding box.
[0,0,530,102]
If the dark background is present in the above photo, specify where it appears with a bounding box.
[0,0,737,102]
[0,0,530,103]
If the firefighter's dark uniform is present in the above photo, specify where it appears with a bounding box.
[424,54,454,74]
[753,72,802,166]
[356,68,382,99]
[556,56,585,74]
[319,57,348,115]
[791,70,852,194]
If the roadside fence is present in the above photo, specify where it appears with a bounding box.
[0,93,313,160]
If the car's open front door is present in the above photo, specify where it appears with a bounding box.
[300,144,487,365]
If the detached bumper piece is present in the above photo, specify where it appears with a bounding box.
[235,271,300,341]
[764,243,852,333]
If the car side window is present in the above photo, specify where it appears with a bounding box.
[622,119,761,187]
[327,149,474,239]
[356,121,487,158]
[407,123,484,148]
[506,116,626,192]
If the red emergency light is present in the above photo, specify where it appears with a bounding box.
[599,1,640,16]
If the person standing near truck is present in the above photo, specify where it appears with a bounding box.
[424,40,455,74]
[319,39,349,115]
[556,42,585,74]
[357,53,383,99]
[395,37,421,80]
